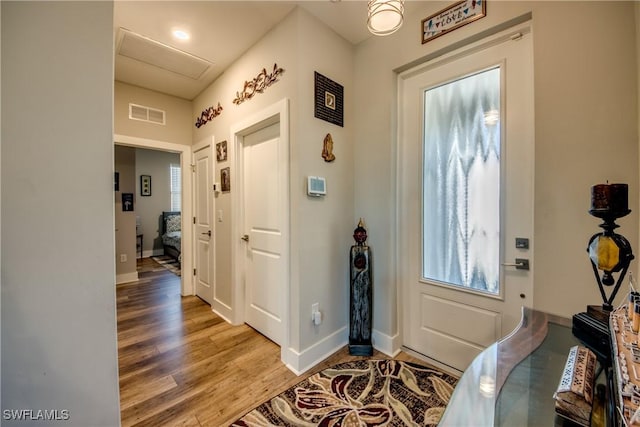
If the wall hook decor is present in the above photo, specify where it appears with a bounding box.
[233,63,285,105]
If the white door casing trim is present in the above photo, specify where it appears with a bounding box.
[114,134,194,296]
[230,99,292,367]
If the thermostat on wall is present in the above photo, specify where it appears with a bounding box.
[307,176,326,197]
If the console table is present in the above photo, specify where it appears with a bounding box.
[440,307,610,426]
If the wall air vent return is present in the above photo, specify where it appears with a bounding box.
[117,28,212,80]
[129,103,166,125]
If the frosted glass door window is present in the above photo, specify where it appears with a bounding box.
[422,67,501,294]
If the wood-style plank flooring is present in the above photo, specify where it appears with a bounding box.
[117,258,427,426]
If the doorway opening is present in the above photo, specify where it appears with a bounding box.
[114,134,194,296]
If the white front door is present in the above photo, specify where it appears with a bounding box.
[242,122,284,346]
[194,145,213,304]
[399,25,534,372]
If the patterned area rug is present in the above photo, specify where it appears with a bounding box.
[151,255,181,276]
[231,359,458,426]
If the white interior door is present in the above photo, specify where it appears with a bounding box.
[399,25,534,372]
[242,122,284,346]
[194,145,213,305]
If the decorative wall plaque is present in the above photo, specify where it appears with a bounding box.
[195,102,223,128]
[314,72,343,127]
[422,0,486,44]
[233,64,285,106]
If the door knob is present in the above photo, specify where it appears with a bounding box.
[501,258,530,270]
[241,234,249,242]
[201,230,211,237]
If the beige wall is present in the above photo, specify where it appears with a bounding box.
[1,1,120,423]
[193,9,299,328]
[531,2,638,316]
[115,145,138,279]
[193,8,355,365]
[354,0,639,343]
[135,148,180,255]
[115,81,193,145]
[637,1,640,254]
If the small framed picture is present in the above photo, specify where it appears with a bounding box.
[221,167,231,192]
[122,193,134,211]
[140,175,151,196]
[216,140,228,162]
[325,91,336,110]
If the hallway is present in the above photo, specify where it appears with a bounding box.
[117,261,424,425]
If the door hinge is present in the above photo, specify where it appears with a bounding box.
[193,216,196,224]
[193,268,197,276]
[190,164,196,172]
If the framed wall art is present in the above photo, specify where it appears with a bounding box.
[221,167,231,192]
[122,193,134,211]
[314,72,344,127]
[216,140,228,162]
[140,175,151,196]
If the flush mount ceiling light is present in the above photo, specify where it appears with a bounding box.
[172,29,190,41]
[367,0,404,36]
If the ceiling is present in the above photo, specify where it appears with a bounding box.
[114,1,374,100]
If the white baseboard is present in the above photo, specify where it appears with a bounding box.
[281,328,404,375]
[142,249,164,258]
[372,329,401,357]
[116,272,139,284]
[283,327,348,375]
[212,303,234,325]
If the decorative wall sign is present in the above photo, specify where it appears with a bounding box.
[314,72,343,127]
[140,175,151,196]
[216,140,228,162]
[322,133,336,162]
[221,167,231,192]
[122,193,134,211]
[233,63,285,106]
[422,0,486,44]
[195,102,223,128]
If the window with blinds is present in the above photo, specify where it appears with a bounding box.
[170,164,181,211]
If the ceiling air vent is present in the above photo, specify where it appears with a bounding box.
[129,103,166,125]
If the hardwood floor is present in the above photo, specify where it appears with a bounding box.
[118,258,427,426]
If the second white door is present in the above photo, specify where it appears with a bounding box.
[242,122,284,345]
[194,145,213,304]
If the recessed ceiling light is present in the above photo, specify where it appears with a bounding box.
[172,29,190,41]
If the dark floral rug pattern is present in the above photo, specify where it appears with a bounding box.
[231,359,458,426]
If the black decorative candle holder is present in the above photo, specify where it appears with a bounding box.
[587,183,634,311]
